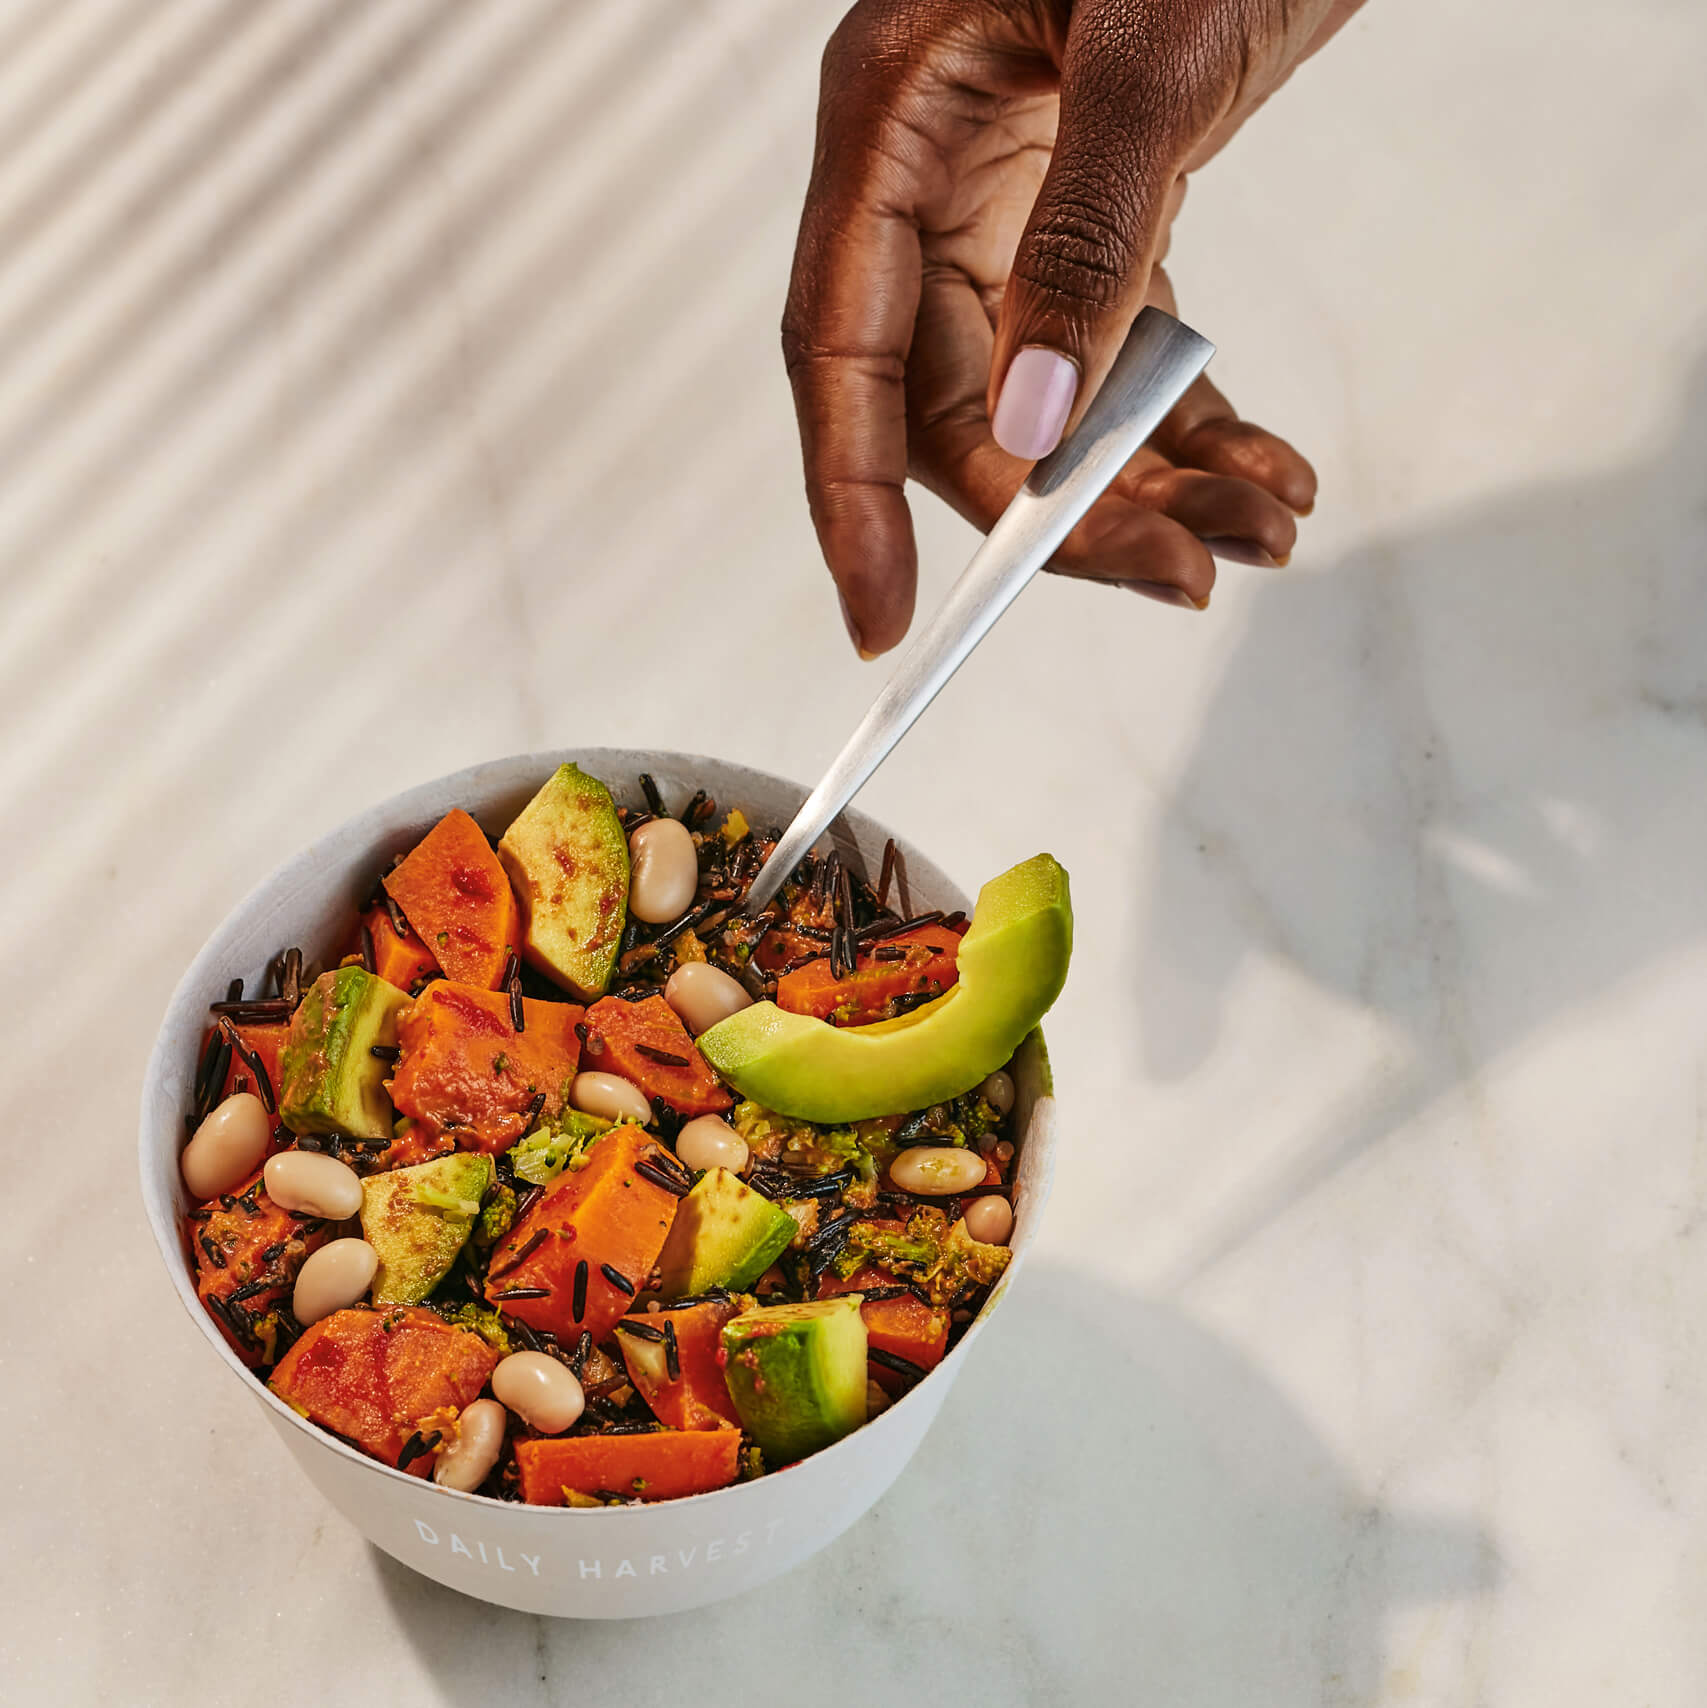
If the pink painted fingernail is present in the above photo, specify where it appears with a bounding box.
[992,347,1078,460]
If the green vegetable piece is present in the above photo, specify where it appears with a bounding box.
[279,967,410,1142]
[699,853,1072,1123]
[721,1297,868,1463]
[360,1152,494,1304]
[474,1180,517,1249]
[655,1167,798,1298]
[833,1206,1011,1307]
[497,762,630,1001]
[507,1108,614,1186]
[434,1300,514,1354]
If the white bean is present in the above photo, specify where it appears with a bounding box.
[978,1069,1015,1116]
[263,1149,364,1220]
[663,962,753,1036]
[180,1092,271,1201]
[292,1238,379,1325]
[962,1195,1014,1246]
[888,1145,988,1196]
[570,1071,653,1127]
[434,1398,507,1493]
[492,1351,585,1435]
[674,1115,749,1175]
[628,818,700,924]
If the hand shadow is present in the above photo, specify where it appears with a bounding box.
[371,1264,1493,1705]
[1140,356,1707,1279]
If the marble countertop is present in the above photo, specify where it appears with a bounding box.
[6,0,1706,1701]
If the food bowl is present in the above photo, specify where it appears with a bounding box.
[138,749,1057,1617]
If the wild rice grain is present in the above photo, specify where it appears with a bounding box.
[877,837,898,911]
[869,1347,926,1380]
[635,1159,690,1197]
[489,1227,548,1279]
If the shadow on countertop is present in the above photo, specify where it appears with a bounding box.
[1136,359,1707,1282]
[371,1263,1492,1706]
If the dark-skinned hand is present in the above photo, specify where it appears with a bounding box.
[783,0,1365,655]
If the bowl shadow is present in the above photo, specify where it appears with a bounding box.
[372,1260,1493,1705]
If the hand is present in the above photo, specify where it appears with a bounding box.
[783,0,1363,655]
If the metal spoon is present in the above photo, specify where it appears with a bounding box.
[744,305,1215,916]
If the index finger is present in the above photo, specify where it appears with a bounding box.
[781,39,926,658]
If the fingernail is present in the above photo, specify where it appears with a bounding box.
[1201,537,1280,570]
[1127,581,1208,611]
[992,347,1078,460]
[837,590,866,656]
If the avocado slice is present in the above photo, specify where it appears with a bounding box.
[497,763,629,1000]
[655,1167,798,1297]
[721,1297,868,1462]
[699,853,1072,1123]
[360,1152,494,1303]
[279,967,410,1141]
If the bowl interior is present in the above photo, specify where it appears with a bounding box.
[140,747,1056,1515]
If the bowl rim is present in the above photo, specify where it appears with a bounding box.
[138,746,1057,1521]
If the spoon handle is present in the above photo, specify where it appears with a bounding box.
[745,307,1215,915]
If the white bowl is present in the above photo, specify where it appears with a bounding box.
[138,749,1057,1617]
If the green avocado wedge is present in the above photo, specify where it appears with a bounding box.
[497,762,629,1001]
[655,1167,798,1298]
[279,966,410,1142]
[721,1297,868,1463]
[361,1152,494,1304]
[699,852,1071,1123]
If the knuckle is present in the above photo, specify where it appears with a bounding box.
[1013,189,1139,310]
[822,0,924,90]
[778,326,906,390]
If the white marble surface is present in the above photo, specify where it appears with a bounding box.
[4,0,1706,1700]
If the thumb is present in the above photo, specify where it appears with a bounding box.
[988,5,1198,461]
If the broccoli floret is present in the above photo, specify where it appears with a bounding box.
[949,1091,1001,1147]
[935,1217,1012,1301]
[835,1208,947,1280]
[737,1441,766,1482]
[473,1180,517,1250]
[836,1207,1011,1306]
[509,1109,615,1186]
[732,1101,897,1179]
[434,1300,514,1354]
